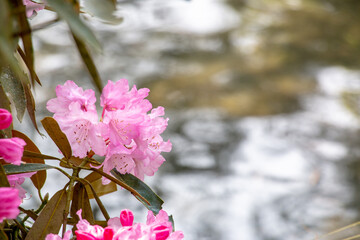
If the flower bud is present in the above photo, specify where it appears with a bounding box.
[0,108,12,130]
[120,209,134,227]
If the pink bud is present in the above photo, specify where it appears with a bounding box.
[120,209,134,227]
[0,108,12,130]
[153,225,171,240]
[103,227,114,240]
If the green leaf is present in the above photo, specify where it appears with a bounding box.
[14,0,37,86]
[111,170,164,214]
[3,163,54,175]
[72,33,103,92]
[82,0,123,25]
[0,67,26,122]
[25,189,67,239]
[0,164,10,187]
[48,0,101,51]
[23,150,60,160]
[12,130,47,190]
[41,117,72,159]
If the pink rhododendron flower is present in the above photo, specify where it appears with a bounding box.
[45,231,72,240]
[47,79,171,182]
[75,209,114,240]
[46,209,183,240]
[22,0,45,18]
[0,137,26,165]
[0,108,12,130]
[7,172,36,199]
[0,187,21,222]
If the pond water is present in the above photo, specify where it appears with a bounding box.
[17,0,360,239]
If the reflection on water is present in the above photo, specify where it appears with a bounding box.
[19,0,360,239]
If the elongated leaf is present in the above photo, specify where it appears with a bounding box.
[83,0,123,25]
[41,117,72,159]
[25,189,67,239]
[72,32,103,92]
[4,163,53,175]
[0,227,8,240]
[0,164,10,187]
[14,0,36,86]
[70,182,94,224]
[17,46,41,86]
[12,130,46,189]
[59,156,94,168]
[0,67,26,121]
[84,171,117,199]
[23,150,60,160]
[23,82,41,134]
[48,0,101,51]
[111,170,163,214]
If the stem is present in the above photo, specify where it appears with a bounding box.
[13,219,27,237]
[76,177,110,220]
[62,159,88,237]
[89,168,150,205]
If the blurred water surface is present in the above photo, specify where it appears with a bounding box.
[16,0,360,239]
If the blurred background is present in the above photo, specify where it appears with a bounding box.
[16,0,360,239]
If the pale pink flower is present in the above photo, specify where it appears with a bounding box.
[0,108,12,130]
[47,80,97,122]
[7,172,36,199]
[0,187,21,222]
[0,137,26,165]
[22,0,45,18]
[100,80,151,113]
[47,81,105,158]
[45,231,72,240]
[61,119,106,158]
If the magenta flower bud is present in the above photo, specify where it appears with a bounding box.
[153,224,171,240]
[0,137,26,165]
[0,187,21,222]
[103,227,114,240]
[0,108,12,130]
[120,209,134,227]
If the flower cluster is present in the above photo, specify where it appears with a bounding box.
[46,209,184,240]
[47,80,172,183]
[0,108,27,223]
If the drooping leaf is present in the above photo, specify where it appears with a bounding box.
[41,117,72,159]
[12,130,46,189]
[72,32,103,92]
[84,171,117,199]
[3,163,53,175]
[82,0,123,25]
[23,150,60,160]
[0,67,26,122]
[48,0,101,51]
[70,182,94,224]
[25,189,67,239]
[23,82,42,134]
[14,0,37,86]
[17,46,41,86]
[0,164,10,187]
[111,170,164,214]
